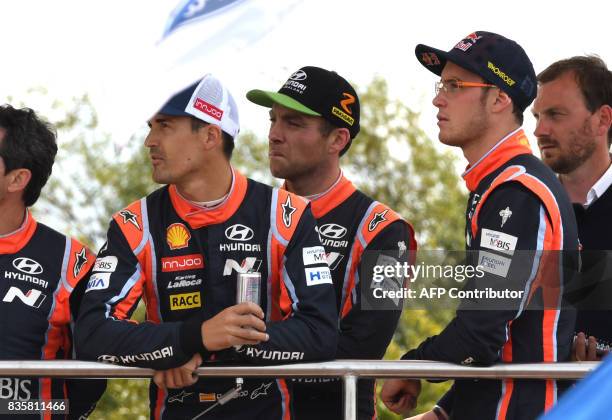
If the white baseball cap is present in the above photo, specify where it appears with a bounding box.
[157,73,240,137]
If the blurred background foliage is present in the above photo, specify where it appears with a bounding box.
[12,77,466,418]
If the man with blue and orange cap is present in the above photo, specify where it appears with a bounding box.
[382,32,579,420]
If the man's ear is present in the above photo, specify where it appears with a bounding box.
[328,128,351,155]
[6,168,31,194]
[200,124,223,151]
[594,104,612,137]
[491,89,513,114]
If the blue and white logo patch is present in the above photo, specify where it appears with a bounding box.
[86,273,111,292]
[304,267,332,286]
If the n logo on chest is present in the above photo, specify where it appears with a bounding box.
[223,258,262,276]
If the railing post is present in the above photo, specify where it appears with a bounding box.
[343,374,357,420]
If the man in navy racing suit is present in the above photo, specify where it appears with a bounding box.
[0,104,105,419]
[75,74,338,419]
[247,66,417,420]
[381,32,579,420]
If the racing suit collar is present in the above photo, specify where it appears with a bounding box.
[0,209,37,254]
[168,167,248,228]
[282,173,357,219]
[462,128,533,192]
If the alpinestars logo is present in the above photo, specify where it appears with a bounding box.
[281,195,296,228]
[168,390,193,403]
[74,247,88,278]
[250,382,273,400]
[368,209,388,232]
[118,209,141,230]
[3,287,46,308]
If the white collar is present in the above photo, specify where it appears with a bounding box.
[584,161,612,207]
[303,170,343,202]
[180,168,235,210]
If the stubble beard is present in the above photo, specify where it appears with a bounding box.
[545,123,597,175]
[439,107,489,149]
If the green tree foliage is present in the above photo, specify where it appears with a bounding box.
[16,77,466,419]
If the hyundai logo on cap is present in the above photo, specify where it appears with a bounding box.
[247,66,361,139]
[289,70,307,81]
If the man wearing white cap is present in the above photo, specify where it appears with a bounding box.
[75,74,338,419]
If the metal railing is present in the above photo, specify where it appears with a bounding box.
[0,360,599,419]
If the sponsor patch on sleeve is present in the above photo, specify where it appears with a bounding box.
[477,251,512,278]
[93,256,118,273]
[304,267,333,286]
[86,272,111,292]
[302,246,327,266]
[370,254,403,305]
[480,229,517,255]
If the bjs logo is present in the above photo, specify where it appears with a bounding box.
[162,254,204,272]
[194,98,223,121]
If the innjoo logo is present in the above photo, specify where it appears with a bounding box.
[225,224,254,241]
[12,257,43,275]
[194,98,224,120]
[161,254,204,272]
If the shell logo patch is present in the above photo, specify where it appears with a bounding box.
[166,223,191,250]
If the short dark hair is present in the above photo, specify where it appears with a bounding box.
[190,117,235,159]
[538,56,612,146]
[319,118,352,156]
[511,102,524,125]
[0,105,57,206]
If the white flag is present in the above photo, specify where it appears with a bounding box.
[105,0,302,144]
